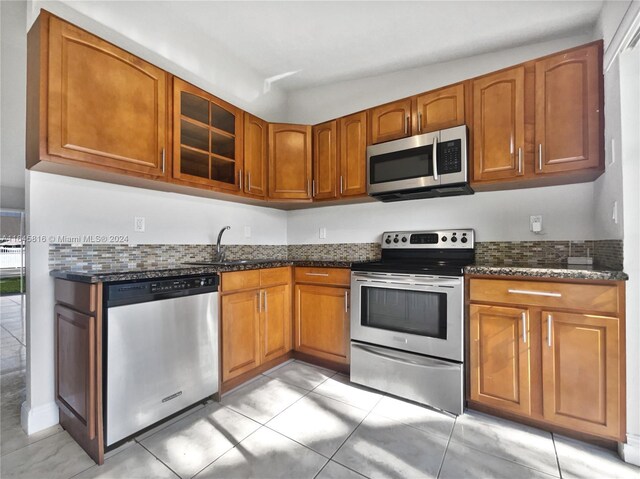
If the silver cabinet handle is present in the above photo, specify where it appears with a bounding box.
[507,289,561,298]
[404,115,409,135]
[340,176,344,195]
[312,179,316,197]
[521,311,527,343]
[418,112,422,133]
[538,144,543,171]
[264,290,268,314]
[247,172,251,192]
[547,314,552,347]
[161,148,165,172]
[239,170,243,191]
[518,147,523,174]
[257,291,261,313]
[432,137,439,181]
[305,272,329,277]
[344,290,349,313]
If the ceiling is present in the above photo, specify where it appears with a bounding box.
[160,0,603,91]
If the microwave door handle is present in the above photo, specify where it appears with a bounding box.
[432,136,439,181]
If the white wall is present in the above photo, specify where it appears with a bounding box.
[286,34,592,124]
[0,0,27,210]
[23,171,287,433]
[287,183,595,244]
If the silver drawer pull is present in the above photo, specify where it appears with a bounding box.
[507,289,561,298]
[344,291,349,313]
[305,272,329,277]
[547,314,553,347]
[521,311,527,343]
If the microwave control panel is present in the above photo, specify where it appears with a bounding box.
[438,139,462,174]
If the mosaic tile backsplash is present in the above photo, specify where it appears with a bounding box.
[49,240,623,271]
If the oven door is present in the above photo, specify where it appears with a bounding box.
[350,272,463,362]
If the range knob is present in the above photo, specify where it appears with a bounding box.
[393,237,399,243]
[401,237,408,243]
[441,236,447,242]
[385,237,392,244]
[451,236,458,243]
[461,237,468,244]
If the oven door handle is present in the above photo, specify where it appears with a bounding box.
[352,343,460,370]
[353,276,461,288]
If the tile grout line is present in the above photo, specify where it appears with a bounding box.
[0,322,26,347]
[136,440,183,479]
[551,433,564,479]
[435,415,457,478]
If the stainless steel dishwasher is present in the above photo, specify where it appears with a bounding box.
[104,274,219,447]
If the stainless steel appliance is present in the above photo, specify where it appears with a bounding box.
[367,125,472,202]
[350,229,475,415]
[104,274,219,446]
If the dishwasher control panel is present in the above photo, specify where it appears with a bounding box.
[106,274,219,306]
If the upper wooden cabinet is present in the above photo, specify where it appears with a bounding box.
[369,98,412,144]
[414,83,466,135]
[27,12,168,177]
[472,67,526,182]
[339,111,368,197]
[173,78,243,191]
[535,45,601,175]
[312,121,338,200]
[269,124,312,200]
[243,114,268,198]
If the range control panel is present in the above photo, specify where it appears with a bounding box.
[382,229,475,249]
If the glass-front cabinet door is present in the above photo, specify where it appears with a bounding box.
[173,78,243,191]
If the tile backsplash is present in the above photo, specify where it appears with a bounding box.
[49,240,623,271]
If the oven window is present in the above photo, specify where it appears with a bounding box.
[361,286,447,339]
[369,144,434,184]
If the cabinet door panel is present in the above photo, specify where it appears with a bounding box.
[55,305,96,438]
[262,285,292,362]
[541,311,621,439]
[294,284,349,364]
[472,67,525,181]
[369,99,412,144]
[415,83,465,134]
[339,111,367,197]
[47,16,166,176]
[469,304,531,416]
[535,45,601,174]
[268,124,312,199]
[243,113,267,197]
[221,291,261,381]
[312,121,338,200]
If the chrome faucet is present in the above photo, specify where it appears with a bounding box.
[214,226,231,262]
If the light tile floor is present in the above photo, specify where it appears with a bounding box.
[1,294,639,479]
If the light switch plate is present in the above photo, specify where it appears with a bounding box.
[134,217,145,232]
[530,215,542,233]
[319,227,327,239]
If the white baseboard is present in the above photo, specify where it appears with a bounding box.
[620,433,640,466]
[21,400,59,435]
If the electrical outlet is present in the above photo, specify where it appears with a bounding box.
[530,215,543,233]
[134,217,145,232]
[319,227,327,239]
[244,225,251,238]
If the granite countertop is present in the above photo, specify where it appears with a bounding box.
[50,259,361,283]
[465,263,628,281]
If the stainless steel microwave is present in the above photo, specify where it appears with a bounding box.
[366,125,472,202]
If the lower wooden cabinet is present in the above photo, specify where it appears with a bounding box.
[294,267,350,365]
[468,277,625,441]
[469,304,532,416]
[541,311,620,438]
[220,268,292,386]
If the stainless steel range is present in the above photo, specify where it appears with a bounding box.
[350,229,475,415]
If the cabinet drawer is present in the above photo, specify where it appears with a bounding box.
[295,267,350,286]
[469,278,619,314]
[221,270,260,292]
[260,267,291,287]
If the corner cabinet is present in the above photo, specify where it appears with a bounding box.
[172,78,243,191]
[534,45,602,175]
[468,276,625,441]
[27,12,168,177]
[294,267,351,365]
[220,268,292,391]
[268,124,312,200]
